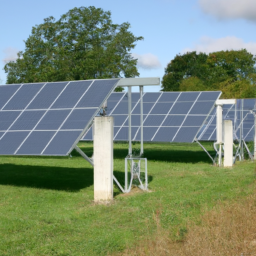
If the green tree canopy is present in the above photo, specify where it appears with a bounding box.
[162,49,256,98]
[4,6,143,91]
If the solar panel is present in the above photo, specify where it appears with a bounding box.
[81,91,221,143]
[0,79,119,155]
[198,99,256,142]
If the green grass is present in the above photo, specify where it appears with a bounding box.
[0,142,255,255]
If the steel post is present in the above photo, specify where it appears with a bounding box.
[140,85,144,155]
[128,86,132,156]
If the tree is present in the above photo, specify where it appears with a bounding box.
[161,51,209,91]
[4,6,143,91]
[162,49,256,98]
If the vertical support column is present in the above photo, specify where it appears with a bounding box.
[128,86,132,156]
[240,99,244,160]
[94,116,113,202]
[140,85,144,155]
[216,104,223,166]
[224,120,233,167]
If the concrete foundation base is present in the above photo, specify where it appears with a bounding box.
[94,116,113,202]
[224,120,233,167]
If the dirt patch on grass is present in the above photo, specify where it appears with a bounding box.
[118,190,256,255]
[118,187,147,197]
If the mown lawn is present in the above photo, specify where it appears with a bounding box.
[0,142,255,255]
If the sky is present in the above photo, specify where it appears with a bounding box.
[1,0,256,92]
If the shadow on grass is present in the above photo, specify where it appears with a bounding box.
[78,144,215,164]
[0,163,94,192]
[110,148,215,164]
[0,162,153,194]
[144,148,215,164]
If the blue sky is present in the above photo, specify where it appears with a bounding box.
[1,0,256,92]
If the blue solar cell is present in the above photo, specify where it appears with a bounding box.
[43,131,82,155]
[189,102,215,115]
[0,84,21,109]
[209,130,216,141]
[162,115,185,126]
[113,115,128,126]
[211,117,216,125]
[77,79,119,108]
[28,82,67,109]
[122,93,141,102]
[143,93,161,102]
[153,127,179,142]
[177,92,200,102]
[244,129,254,141]
[107,93,125,101]
[169,102,193,114]
[82,127,93,140]
[17,131,55,155]
[199,125,215,141]
[51,81,91,109]
[61,109,96,130]
[223,104,234,110]
[150,103,173,114]
[224,111,235,119]
[143,115,165,126]
[10,111,45,130]
[132,103,154,114]
[173,127,199,142]
[0,111,21,130]
[135,127,158,141]
[124,115,147,126]
[158,92,180,102]
[183,116,207,126]
[243,99,256,110]
[0,132,29,154]
[197,92,221,101]
[35,110,71,130]
[243,123,253,129]
[3,83,45,110]
[112,101,137,114]
[106,101,120,114]
[114,127,139,141]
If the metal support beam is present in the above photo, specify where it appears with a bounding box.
[117,77,160,87]
[216,103,223,166]
[195,140,214,163]
[74,145,94,166]
[128,86,132,157]
[140,85,144,155]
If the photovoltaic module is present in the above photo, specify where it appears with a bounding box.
[82,91,221,143]
[0,79,119,155]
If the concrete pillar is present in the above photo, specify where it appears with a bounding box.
[224,120,233,167]
[94,116,113,202]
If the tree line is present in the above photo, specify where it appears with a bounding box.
[3,6,256,98]
[4,6,143,91]
[161,50,256,98]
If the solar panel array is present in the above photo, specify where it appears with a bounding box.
[82,91,221,143]
[198,99,256,142]
[0,79,119,155]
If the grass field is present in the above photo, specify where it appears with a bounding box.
[0,142,255,255]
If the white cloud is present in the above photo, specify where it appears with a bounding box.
[132,53,162,69]
[183,36,256,55]
[2,47,19,64]
[198,0,256,21]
